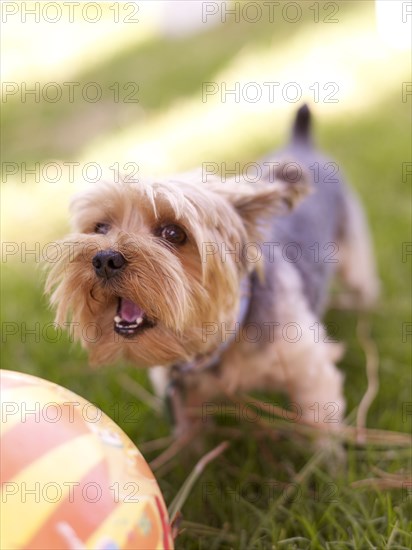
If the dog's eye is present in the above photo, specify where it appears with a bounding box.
[159,224,187,245]
[94,223,110,235]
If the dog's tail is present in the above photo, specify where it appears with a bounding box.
[291,104,313,147]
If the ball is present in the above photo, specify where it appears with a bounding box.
[0,370,174,550]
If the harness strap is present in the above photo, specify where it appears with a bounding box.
[165,275,252,425]
[174,275,251,375]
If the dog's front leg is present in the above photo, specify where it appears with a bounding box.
[149,365,216,437]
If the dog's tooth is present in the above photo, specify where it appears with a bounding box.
[114,316,122,323]
[136,317,143,325]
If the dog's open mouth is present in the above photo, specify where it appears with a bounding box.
[114,298,155,337]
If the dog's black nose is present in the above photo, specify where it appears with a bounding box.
[92,250,126,279]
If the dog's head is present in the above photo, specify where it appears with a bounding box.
[46,166,309,367]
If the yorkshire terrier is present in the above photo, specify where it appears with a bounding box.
[47,105,379,438]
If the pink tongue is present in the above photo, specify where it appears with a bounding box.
[119,299,145,323]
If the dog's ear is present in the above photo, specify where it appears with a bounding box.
[224,160,311,235]
[262,159,312,210]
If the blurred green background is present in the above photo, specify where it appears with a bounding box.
[1,1,411,548]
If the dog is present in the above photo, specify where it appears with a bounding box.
[47,105,379,438]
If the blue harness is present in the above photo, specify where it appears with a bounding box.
[165,275,252,426]
[172,275,251,375]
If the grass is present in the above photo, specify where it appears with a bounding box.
[1,1,411,548]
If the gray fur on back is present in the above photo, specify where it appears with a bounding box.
[246,110,349,332]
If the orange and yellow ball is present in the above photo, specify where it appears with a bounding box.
[0,370,174,550]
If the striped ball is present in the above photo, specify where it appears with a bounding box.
[0,370,174,550]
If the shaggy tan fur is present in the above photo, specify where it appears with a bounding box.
[46,170,308,368]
